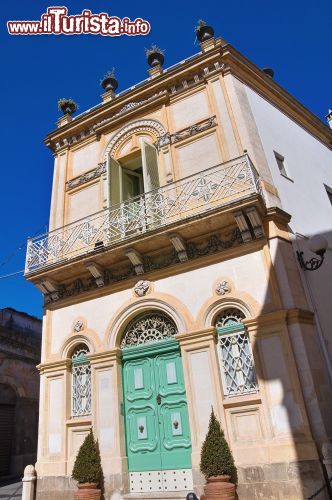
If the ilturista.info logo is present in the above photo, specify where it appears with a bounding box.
[7,6,151,36]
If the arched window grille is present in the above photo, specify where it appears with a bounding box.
[215,308,258,396]
[71,344,91,417]
[121,312,177,348]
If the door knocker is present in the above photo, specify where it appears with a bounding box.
[139,425,145,433]
[173,420,179,430]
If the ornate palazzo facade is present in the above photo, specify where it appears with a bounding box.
[25,34,332,499]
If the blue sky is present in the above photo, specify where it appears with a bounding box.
[0,0,331,318]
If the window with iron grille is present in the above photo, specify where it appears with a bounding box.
[215,309,258,396]
[71,344,92,417]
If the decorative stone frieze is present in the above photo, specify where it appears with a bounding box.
[66,162,106,191]
[65,116,216,192]
[51,60,225,153]
[53,92,167,153]
[155,116,217,149]
[43,228,242,304]
[133,280,150,297]
[103,117,167,160]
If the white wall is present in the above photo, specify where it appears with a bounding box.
[50,251,270,356]
[245,85,332,240]
[246,84,332,373]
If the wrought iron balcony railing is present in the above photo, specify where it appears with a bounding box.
[25,155,261,274]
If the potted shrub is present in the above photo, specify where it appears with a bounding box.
[200,409,236,500]
[58,98,78,116]
[72,429,103,499]
[195,20,215,43]
[145,44,165,68]
[100,68,118,92]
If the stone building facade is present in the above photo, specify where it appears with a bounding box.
[0,308,41,479]
[25,30,332,499]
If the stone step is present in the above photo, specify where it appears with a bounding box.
[123,492,190,500]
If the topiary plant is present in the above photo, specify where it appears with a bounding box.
[72,429,103,485]
[200,408,236,480]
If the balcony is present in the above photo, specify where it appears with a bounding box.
[25,155,262,276]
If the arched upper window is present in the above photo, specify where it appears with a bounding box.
[71,344,91,417]
[215,308,258,397]
[121,312,177,349]
[109,138,160,208]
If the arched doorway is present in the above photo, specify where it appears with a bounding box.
[0,384,16,476]
[121,312,193,493]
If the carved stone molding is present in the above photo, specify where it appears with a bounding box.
[54,91,167,153]
[215,280,231,296]
[73,319,84,332]
[43,228,242,305]
[64,116,216,191]
[51,58,226,153]
[155,116,217,149]
[66,162,106,191]
[134,280,150,297]
[103,118,167,160]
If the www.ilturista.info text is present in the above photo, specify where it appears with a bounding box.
[7,7,151,36]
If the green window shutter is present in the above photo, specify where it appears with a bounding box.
[108,157,123,206]
[140,139,160,192]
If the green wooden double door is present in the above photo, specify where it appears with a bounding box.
[122,339,192,472]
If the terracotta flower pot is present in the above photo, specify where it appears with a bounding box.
[202,475,236,500]
[74,482,101,500]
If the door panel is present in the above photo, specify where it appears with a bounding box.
[123,343,192,474]
[123,357,161,471]
[155,352,192,470]
[124,358,154,402]
[126,405,162,471]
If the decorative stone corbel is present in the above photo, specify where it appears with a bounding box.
[233,211,252,242]
[125,248,144,275]
[245,207,264,238]
[169,233,188,262]
[86,261,105,287]
[37,279,60,301]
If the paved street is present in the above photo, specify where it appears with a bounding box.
[0,481,22,500]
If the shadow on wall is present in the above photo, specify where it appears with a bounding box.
[244,229,332,499]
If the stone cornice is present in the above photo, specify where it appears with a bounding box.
[176,328,216,345]
[243,310,287,332]
[45,42,226,152]
[287,308,315,325]
[45,37,332,154]
[244,308,315,333]
[37,358,71,374]
[87,348,122,364]
[221,46,332,149]
[42,227,244,306]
